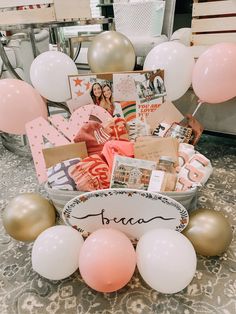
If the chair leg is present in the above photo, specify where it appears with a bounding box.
[134,57,143,71]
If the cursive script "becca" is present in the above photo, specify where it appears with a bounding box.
[71,209,175,226]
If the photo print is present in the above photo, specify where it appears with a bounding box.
[69,73,124,117]
[134,70,166,122]
[68,70,167,140]
[113,73,140,101]
[135,69,166,104]
[110,155,157,190]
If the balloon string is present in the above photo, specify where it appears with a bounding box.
[192,101,203,117]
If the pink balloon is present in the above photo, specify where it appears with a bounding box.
[79,229,136,292]
[0,79,47,135]
[192,43,236,103]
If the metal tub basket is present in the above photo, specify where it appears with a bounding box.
[45,183,198,224]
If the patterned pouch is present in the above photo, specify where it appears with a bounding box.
[47,158,81,191]
[69,154,110,192]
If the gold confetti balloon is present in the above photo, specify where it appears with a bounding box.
[3,193,56,242]
[182,209,233,256]
[88,31,136,73]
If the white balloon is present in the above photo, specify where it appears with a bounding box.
[30,51,78,102]
[136,229,197,294]
[171,28,191,47]
[32,225,84,280]
[144,41,195,101]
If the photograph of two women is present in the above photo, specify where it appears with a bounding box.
[68,70,166,120]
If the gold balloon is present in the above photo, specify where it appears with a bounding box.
[3,193,56,242]
[182,209,233,256]
[88,31,136,73]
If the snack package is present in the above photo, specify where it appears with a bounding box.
[180,114,204,145]
[164,122,193,143]
[152,122,171,137]
[152,122,192,143]
[47,158,81,191]
[69,154,110,192]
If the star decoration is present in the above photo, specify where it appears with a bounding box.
[77,91,83,96]
[73,78,83,86]
[85,82,91,90]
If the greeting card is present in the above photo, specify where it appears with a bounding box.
[113,73,140,101]
[68,71,166,123]
[69,75,96,99]
[110,155,157,190]
[135,70,166,104]
[69,73,114,115]
[134,70,166,121]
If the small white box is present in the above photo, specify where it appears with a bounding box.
[148,170,165,193]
